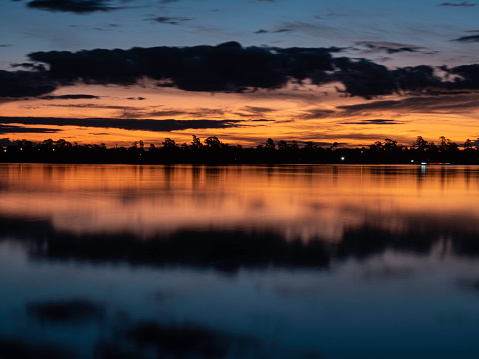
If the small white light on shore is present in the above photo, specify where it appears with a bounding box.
[411,160,414,163]
[341,156,345,161]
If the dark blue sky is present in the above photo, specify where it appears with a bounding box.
[2,0,478,68]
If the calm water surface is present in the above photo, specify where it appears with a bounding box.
[1,164,479,359]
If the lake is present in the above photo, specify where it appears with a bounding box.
[1,163,479,359]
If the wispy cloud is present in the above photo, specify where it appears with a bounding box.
[354,41,436,55]
[40,94,100,100]
[0,124,60,134]
[0,116,244,132]
[452,34,479,42]
[146,16,193,25]
[341,119,399,125]
[336,94,479,115]
[24,0,125,14]
[439,2,476,6]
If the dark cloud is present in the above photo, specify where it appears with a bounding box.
[251,119,274,122]
[450,64,479,89]
[453,34,479,42]
[27,42,339,93]
[337,94,479,115]
[241,106,275,114]
[49,103,136,110]
[25,0,123,13]
[439,1,475,6]
[341,119,398,125]
[333,58,397,98]
[355,41,434,55]
[274,28,293,33]
[254,29,269,34]
[0,42,470,99]
[0,70,56,97]
[11,62,47,71]
[40,94,100,100]
[126,97,146,100]
[0,44,13,47]
[147,16,192,25]
[236,106,276,117]
[0,124,60,134]
[0,116,243,132]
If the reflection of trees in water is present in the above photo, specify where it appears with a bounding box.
[20,299,319,359]
[2,215,479,270]
[0,338,71,359]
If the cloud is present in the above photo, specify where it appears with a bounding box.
[0,70,56,97]
[146,110,188,117]
[147,16,192,25]
[40,94,100,100]
[254,29,269,34]
[439,1,476,6]
[48,103,137,110]
[449,64,479,89]
[187,108,225,117]
[25,0,123,13]
[354,41,435,55]
[238,106,276,117]
[0,42,472,99]
[126,97,146,100]
[341,119,399,125]
[0,44,13,48]
[0,116,244,132]
[300,109,335,119]
[452,34,479,42]
[337,94,479,115]
[274,28,293,33]
[28,42,338,93]
[242,106,275,112]
[0,124,60,134]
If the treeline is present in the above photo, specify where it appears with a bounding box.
[1,135,478,164]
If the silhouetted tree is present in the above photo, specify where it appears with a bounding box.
[191,135,202,149]
[204,136,221,148]
[413,136,428,150]
[278,140,288,150]
[162,138,176,148]
[464,138,473,149]
[265,138,275,149]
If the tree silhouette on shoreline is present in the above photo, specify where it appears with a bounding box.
[1,136,477,164]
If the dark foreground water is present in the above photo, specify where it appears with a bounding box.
[1,164,479,359]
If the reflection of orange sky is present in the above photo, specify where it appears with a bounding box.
[1,164,479,243]
[1,84,479,147]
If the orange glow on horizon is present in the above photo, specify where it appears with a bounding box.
[1,83,478,148]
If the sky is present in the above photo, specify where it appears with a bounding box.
[1,0,479,147]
